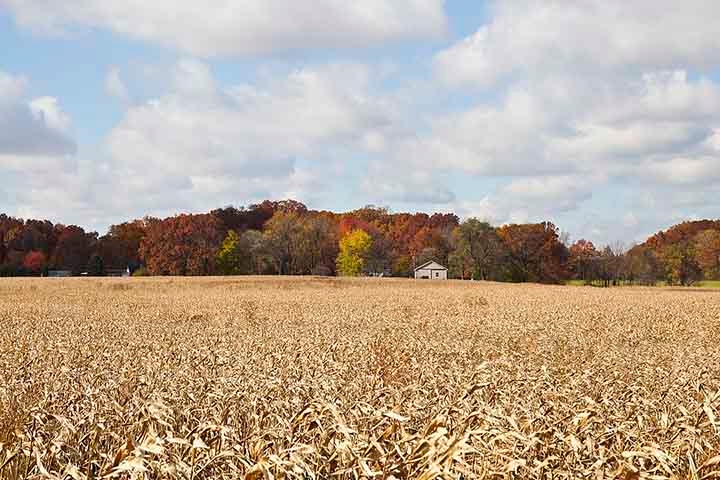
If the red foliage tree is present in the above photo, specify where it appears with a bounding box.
[51,225,96,274]
[694,229,720,279]
[101,220,147,270]
[498,222,569,283]
[568,239,599,283]
[23,250,47,273]
[139,214,223,276]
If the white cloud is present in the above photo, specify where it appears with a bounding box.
[413,2,720,220]
[548,121,711,164]
[105,66,129,101]
[434,1,720,89]
[0,71,27,104]
[382,86,557,178]
[360,163,456,204]
[406,1,720,237]
[644,156,720,185]
[3,0,447,57]
[405,70,720,179]
[444,175,596,230]
[100,60,406,214]
[424,1,720,179]
[502,176,593,206]
[0,70,76,158]
[0,71,81,226]
[450,197,499,224]
[29,97,71,132]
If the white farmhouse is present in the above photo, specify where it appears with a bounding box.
[414,261,448,280]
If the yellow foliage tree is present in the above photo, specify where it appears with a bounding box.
[336,229,372,277]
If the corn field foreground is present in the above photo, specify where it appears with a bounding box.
[1,278,720,479]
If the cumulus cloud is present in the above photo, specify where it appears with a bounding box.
[501,176,594,209]
[369,1,720,239]
[360,163,456,204]
[3,0,447,57]
[0,72,26,103]
[1,60,419,230]
[405,70,720,179]
[434,1,720,89]
[0,71,76,159]
[100,60,407,213]
[408,2,720,228]
[450,197,499,224]
[0,70,82,225]
[644,157,720,185]
[441,175,596,233]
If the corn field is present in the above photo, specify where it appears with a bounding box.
[1,277,720,479]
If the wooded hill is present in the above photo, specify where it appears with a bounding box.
[1,201,718,285]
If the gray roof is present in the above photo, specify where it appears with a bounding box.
[414,260,448,271]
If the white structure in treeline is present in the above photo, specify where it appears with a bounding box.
[414,261,448,280]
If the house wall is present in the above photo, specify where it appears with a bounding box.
[415,269,448,280]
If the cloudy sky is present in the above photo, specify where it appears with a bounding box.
[1,1,719,245]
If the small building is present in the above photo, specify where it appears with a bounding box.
[414,261,448,280]
[106,268,131,277]
[47,270,72,278]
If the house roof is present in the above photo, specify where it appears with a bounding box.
[414,260,448,271]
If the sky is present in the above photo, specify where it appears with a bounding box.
[0,0,719,246]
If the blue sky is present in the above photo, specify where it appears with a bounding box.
[1,1,719,246]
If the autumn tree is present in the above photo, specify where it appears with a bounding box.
[364,232,393,276]
[23,251,47,274]
[211,201,308,246]
[694,229,720,279]
[262,211,341,275]
[87,254,105,276]
[661,244,702,286]
[1,216,56,275]
[216,230,246,275]
[568,240,598,284]
[239,230,273,274]
[336,229,372,277]
[294,215,339,276]
[139,214,222,276]
[15,220,56,255]
[450,219,504,280]
[498,222,569,283]
[263,211,303,275]
[594,243,627,287]
[625,245,661,285]
[645,220,720,253]
[51,225,97,275]
[101,220,147,271]
[214,229,275,275]
[409,226,452,270]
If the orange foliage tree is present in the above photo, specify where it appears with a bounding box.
[498,222,569,283]
[139,214,223,276]
[23,250,47,273]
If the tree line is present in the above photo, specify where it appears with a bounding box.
[1,201,718,285]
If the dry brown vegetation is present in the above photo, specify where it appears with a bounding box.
[1,277,720,479]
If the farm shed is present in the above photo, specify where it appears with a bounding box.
[47,270,72,277]
[414,261,448,280]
